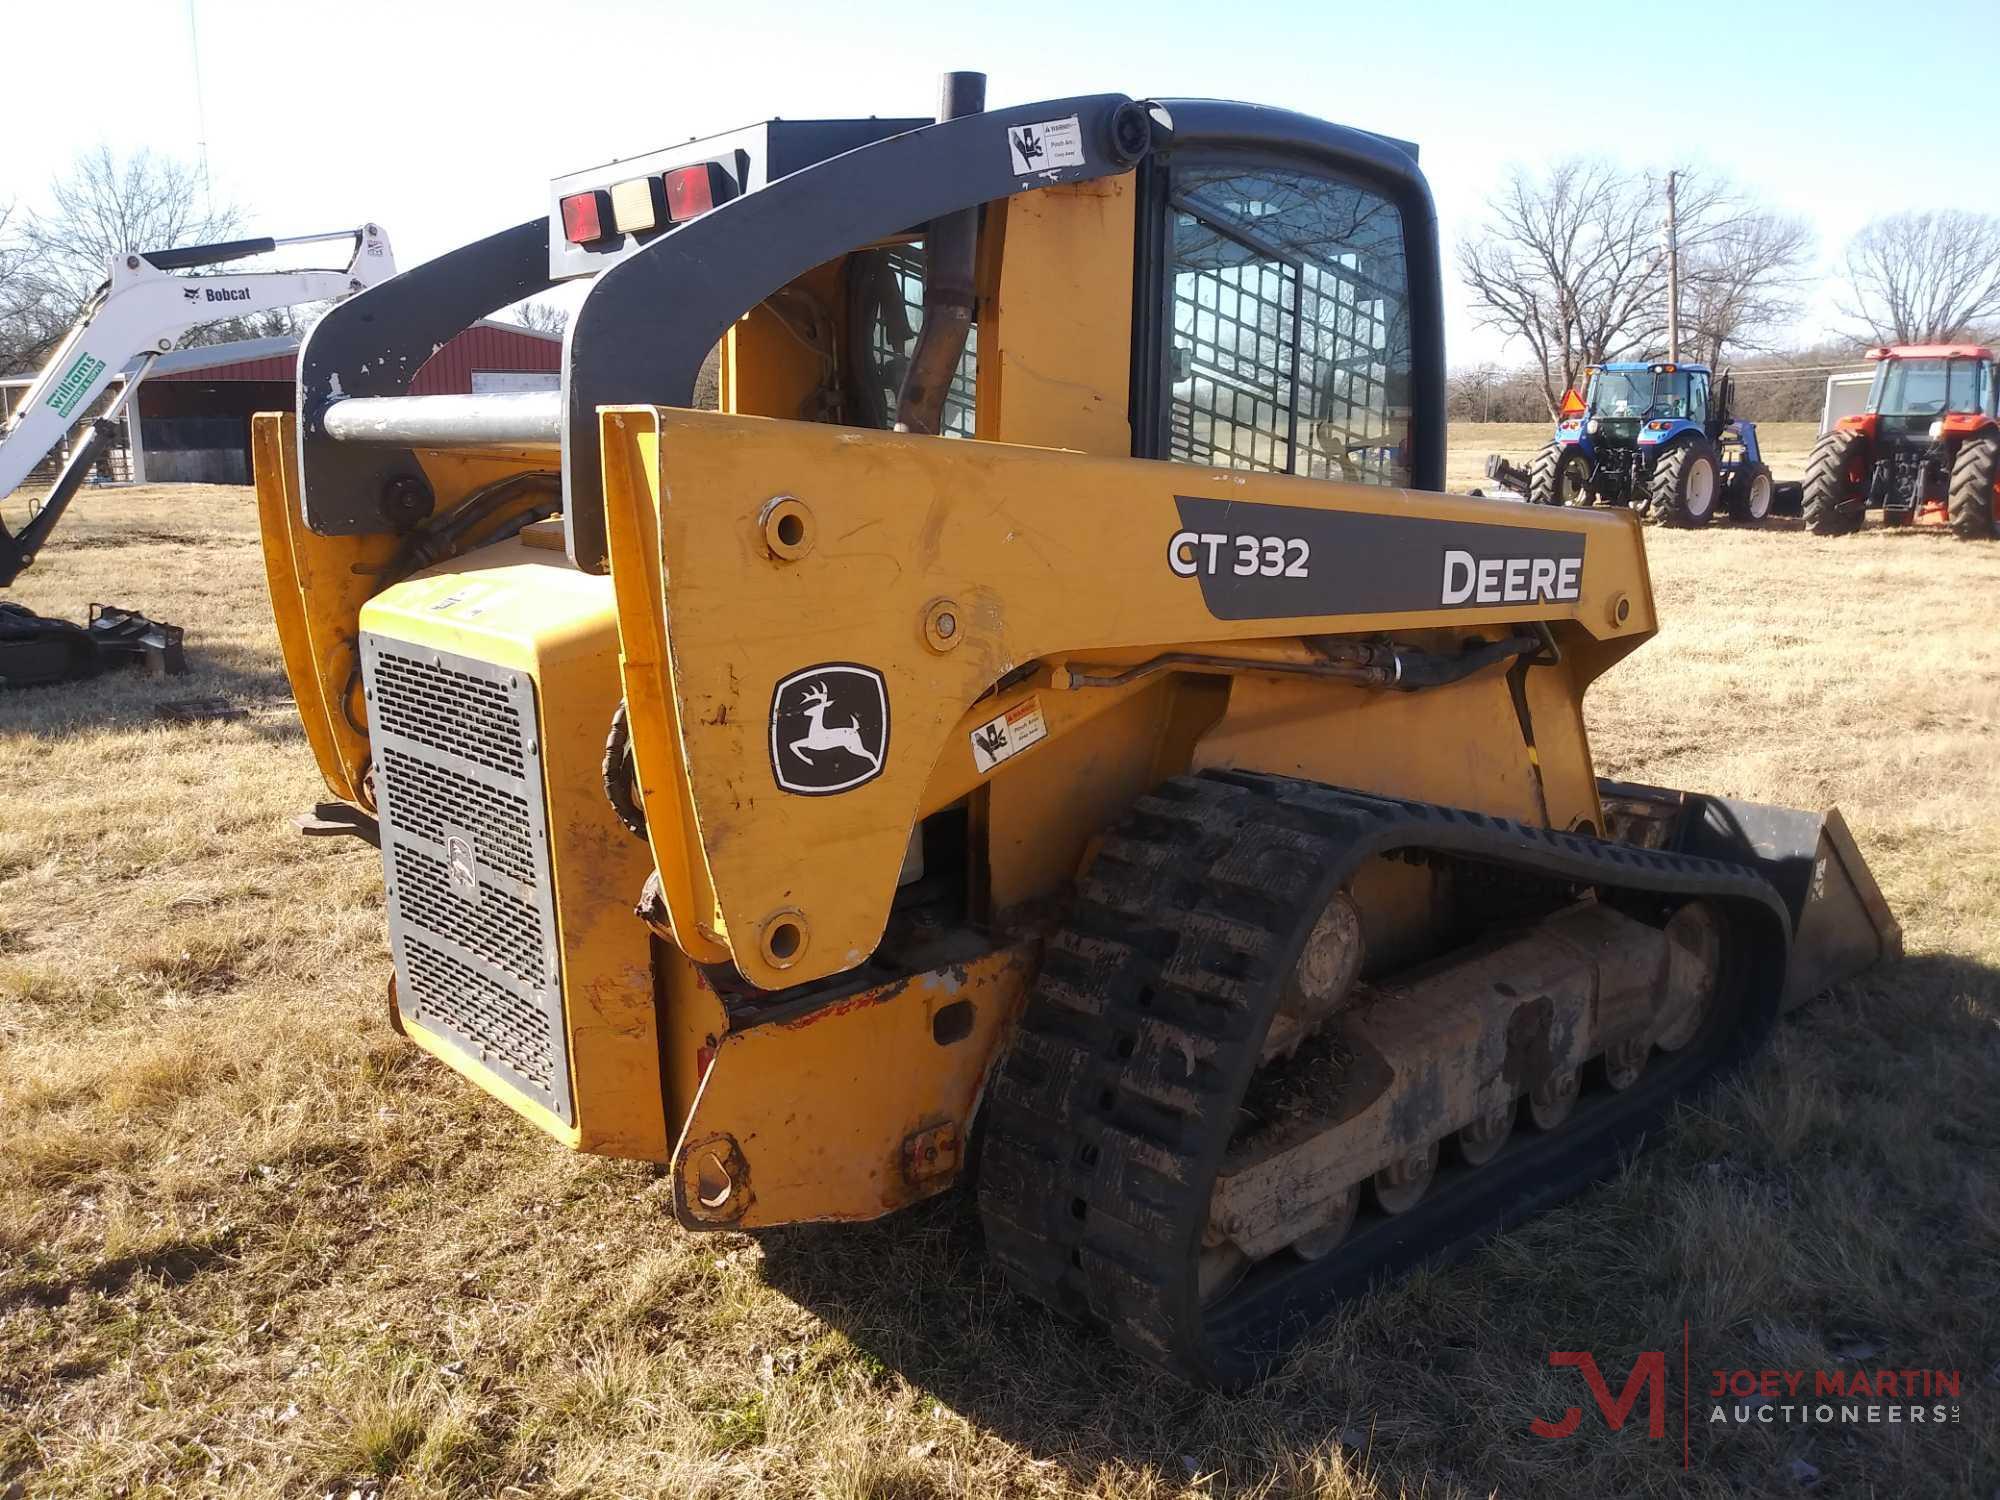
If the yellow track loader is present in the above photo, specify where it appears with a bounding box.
[254,76,1900,1386]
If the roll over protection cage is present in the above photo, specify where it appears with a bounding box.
[294,93,1447,570]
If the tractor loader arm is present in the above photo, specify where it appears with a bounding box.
[599,405,1661,990]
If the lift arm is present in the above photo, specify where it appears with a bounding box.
[0,225,393,584]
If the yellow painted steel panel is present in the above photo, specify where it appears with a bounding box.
[670,943,1034,1227]
[360,540,670,1160]
[599,405,1657,993]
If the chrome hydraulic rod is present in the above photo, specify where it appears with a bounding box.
[320,392,562,449]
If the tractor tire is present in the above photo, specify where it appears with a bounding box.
[1803,429,1866,536]
[1726,463,1774,524]
[1947,432,1999,540]
[1647,438,1720,528]
[1526,442,1587,505]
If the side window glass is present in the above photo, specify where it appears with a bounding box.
[1946,359,1980,414]
[1166,165,1411,485]
[845,246,977,436]
[1688,373,1708,425]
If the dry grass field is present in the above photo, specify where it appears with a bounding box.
[3,442,1997,1499]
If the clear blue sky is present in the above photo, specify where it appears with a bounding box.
[6,0,1995,364]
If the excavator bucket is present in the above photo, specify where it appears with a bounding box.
[1598,779,1901,1009]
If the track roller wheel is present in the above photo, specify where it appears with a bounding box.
[1456,1100,1517,1166]
[1602,1038,1649,1091]
[1527,1067,1579,1131]
[1372,1141,1439,1214]
[1289,1187,1360,1261]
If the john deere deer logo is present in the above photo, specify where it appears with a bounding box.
[769,664,889,795]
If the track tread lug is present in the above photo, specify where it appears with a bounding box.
[976,769,1789,1388]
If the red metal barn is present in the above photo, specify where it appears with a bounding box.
[132,320,562,483]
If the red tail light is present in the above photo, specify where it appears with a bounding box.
[560,190,612,244]
[664,163,735,221]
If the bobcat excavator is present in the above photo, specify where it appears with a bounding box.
[254,77,1899,1387]
[1,225,392,686]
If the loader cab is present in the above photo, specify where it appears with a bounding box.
[838,109,1442,491]
[1140,155,1418,486]
[1581,362,1712,437]
[1862,348,1996,425]
[1129,114,1438,490]
[536,106,1442,502]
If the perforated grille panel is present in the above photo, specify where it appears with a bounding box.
[379,747,538,885]
[362,636,572,1123]
[368,650,528,776]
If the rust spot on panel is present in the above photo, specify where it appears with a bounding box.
[779,978,907,1030]
[901,1120,961,1184]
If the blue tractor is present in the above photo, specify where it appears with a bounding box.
[1526,361,1774,526]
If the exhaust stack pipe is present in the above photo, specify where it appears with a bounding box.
[894,71,986,436]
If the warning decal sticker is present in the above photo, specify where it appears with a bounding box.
[1007,116,1086,176]
[970,697,1049,774]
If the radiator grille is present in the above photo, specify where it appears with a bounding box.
[379,746,537,885]
[389,843,546,986]
[402,936,557,1090]
[363,636,572,1123]
[369,649,528,776]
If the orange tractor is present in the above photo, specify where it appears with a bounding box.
[1802,344,1999,537]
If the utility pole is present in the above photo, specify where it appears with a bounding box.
[1665,170,1680,364]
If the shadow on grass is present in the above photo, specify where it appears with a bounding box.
[752,955,2000,1497]
[1,1230,239,1314]
[0,636,298,740]
[757,1194,1335,1491]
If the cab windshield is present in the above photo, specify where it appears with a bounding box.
[1587,368,1693,420]
[1867,358,1988,417]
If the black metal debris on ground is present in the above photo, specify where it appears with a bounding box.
[156,697,248,724]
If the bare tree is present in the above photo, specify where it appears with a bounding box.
[1838,210,2000,345]
[1458,161,1670,415]
[0,201,64,378]
[1458,161,1803,414]
[1680,210,1815,368]
[2,148,243,373]
[503,298,570,336]
[11,147,240,314]
[182,301,333,348]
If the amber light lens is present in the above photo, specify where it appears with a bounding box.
[609,177,664,235]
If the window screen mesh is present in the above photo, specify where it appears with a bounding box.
[1168,168,1411,485]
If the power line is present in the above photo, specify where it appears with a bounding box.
[188,0,210,206]
[1729,363,1874,380]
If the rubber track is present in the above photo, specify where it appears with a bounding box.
[977,771,1791,1387]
